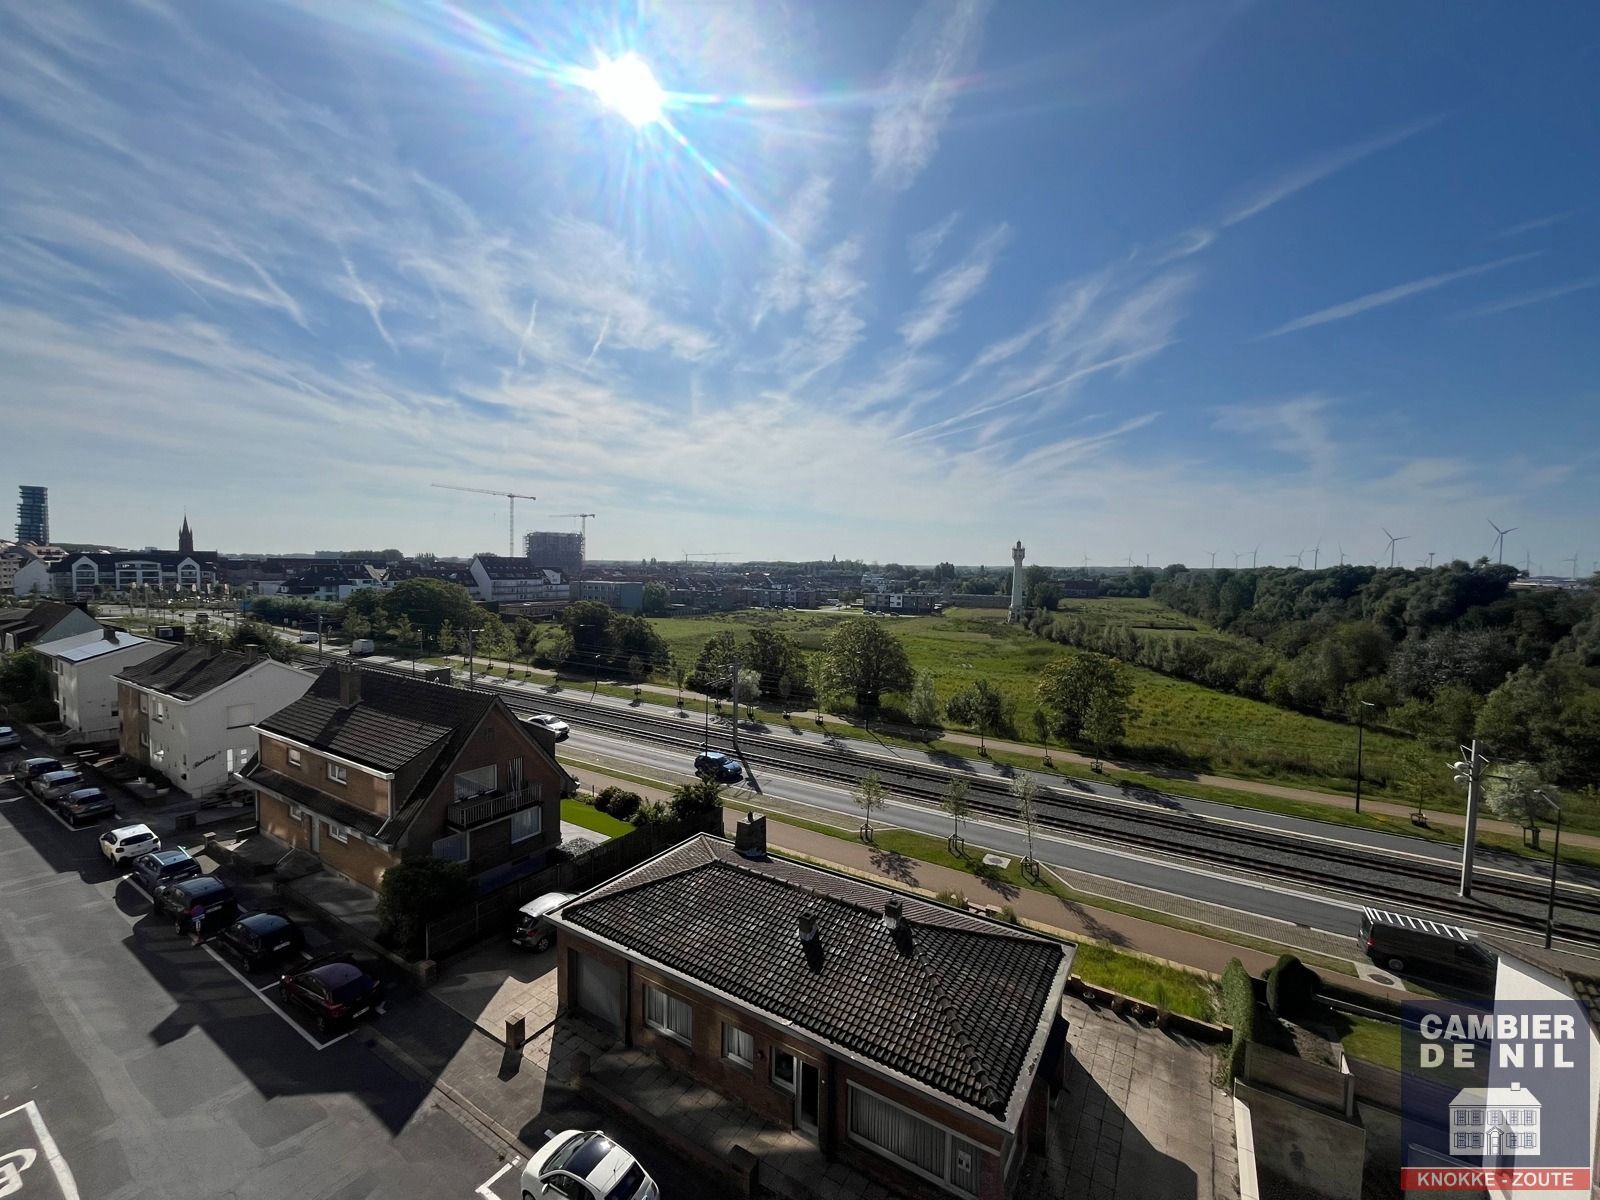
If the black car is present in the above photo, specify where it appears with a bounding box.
[132,847,203,893]
[57,787,115,825]
[153,876,239,935]
[693,750,743,783]
[14,756,63,785]
[217,912,305,971]
[279,958,385,1035]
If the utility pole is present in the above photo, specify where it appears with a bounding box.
[1534,789,1563,950]
[729,654,741,757]
[1451,741,1486,898]
[1353,701,1374,813]
[317,614,324,663]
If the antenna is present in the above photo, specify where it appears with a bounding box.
[1381,527,1408,569]
[1487,518,1518,565]
[432,482,537,557]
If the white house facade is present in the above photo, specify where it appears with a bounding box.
[33,628,171,742]
[1448,1083,1540,1156]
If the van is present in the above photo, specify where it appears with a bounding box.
[350,638,376,656]
[1358,907,1497,988]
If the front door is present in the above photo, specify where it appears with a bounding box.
[797,1061,820,1139]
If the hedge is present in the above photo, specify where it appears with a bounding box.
[1221,957,1255,1085]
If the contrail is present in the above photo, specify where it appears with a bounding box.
[583,314,611,368]
[516,299,538,369]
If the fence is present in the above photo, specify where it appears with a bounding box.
[423,811,721,960]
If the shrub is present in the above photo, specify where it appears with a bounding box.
[633,799,671,826]
[1265,953,1320,1019]
[377,858,472,958]
[598,788,642,821]
[1221,958,1256,1085]
[670,778,723,819]
[998,905,1020,925]
[933,889,968,908]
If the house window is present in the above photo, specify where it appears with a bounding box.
[139,694,149,713]
[326,822,349,844]
[327,762,347,785]
[509,756,524,793]
[287,748,302,768]
[848,1084,979,1196]
[772,1050,796,1090]
[511,806,541,844]
[643,985,692,1041]
[723,1024,754,1067]
[432,831,469,862]
[154,701,167,722]
[454,764,496,798]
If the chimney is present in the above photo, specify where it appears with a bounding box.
[881,897,903,931]
[797,910,818,943]
[244,645,260,663]
[734,810,767,858]
[102,624,119,643]
[338,662,361,707]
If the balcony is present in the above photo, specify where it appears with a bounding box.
[446,785,541,830]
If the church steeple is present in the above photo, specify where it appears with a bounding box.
[178,514,194,556]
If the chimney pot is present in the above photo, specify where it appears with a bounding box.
[103,625,119,643]
[882,897,903,930]
[797,911,818,942]
[338,662,361,707]
[734,810,768,859]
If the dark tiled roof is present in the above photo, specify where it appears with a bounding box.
[0,601,82,636]
[257,666,494,774]
[116,645,263,700]
[561,837,1069,1118]
[472,554,548,580]
[245,765,387,837]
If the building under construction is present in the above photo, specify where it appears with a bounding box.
[524,530,584,582]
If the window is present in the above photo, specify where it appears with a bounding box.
[848,1084,979,1196]
[509,756,524,793]
[643,984,692,1041]
[139,694,149,713]
[1455,1111,1468,1126]
[773,1050,796,1090]
[327,762,347,785]
[326,822,349,844]
[511,806,541,844]
[287,748,301,768]
[723,1024,754,1066]
[432,831,469,862]
[454,764,497,798]
[1522,1132,1536,1150]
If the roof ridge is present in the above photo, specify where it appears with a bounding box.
[902,941,1000,1109]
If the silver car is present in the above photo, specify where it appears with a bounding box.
[35,769,87,801]
[0,725,20,750]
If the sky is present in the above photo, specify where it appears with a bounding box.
[2,1,1597,573]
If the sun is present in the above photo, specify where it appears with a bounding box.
[584,52,666,129]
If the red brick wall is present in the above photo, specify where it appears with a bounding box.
[258,734,392,818]
[118,684,149,765]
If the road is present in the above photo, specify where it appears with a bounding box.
[0,745,726,1200]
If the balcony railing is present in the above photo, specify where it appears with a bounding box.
[446,785,541,830]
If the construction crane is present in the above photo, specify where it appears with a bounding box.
[552,513,597,537]
[684,551,735,566]
[431,483,536,557]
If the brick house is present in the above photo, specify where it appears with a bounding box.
[549,831,1074,1200]
[235,664,569,892]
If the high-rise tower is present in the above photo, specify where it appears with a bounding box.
[16,485,48,544]
[1009,540,1026,623]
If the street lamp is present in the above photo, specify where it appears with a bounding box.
[1533,788,1564,951]
[1449,741,1487,898]
[1353,700,1376,814]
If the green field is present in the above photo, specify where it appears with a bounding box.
[645,605,1420,798]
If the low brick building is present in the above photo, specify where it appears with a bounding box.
[550,832,1074,1200]
[236,664,569,891]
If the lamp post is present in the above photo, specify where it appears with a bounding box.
[1353,700,1375,814]
[1534,788,1564,950]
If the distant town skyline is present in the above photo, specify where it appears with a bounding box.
[2,4,1595,567]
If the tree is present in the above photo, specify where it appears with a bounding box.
[688,630,739,695]
[1013,774,1040,879]
[670,777,724,818]
[1036,653,1129,741]
[381,578,477,637]
[824,616,915,714]
[851,770,888,841]
[0,647,52,705]
[562,600,619,668]
[778,673,794,716]
[674,662,687,708]
[344,588,385,619]
[343,613,373,640]
[1483,761,1555,830]
[808,656,833,717]
[1031,708,1053,765]
[391,614,417,648]
[1083,672,1134,765]
[628,654,646,702]
[732,667,762,721]
[941,778,970,855]
[641,582,669,616]
[908,672,941,729]
[945,678,1007,753]
[747,627,807,695]
[532,627,573,668]
[229,621,293,663]
[377,858,472,957]
[437,620,459,656]
[476,614,514,660]
[1395,737,1437,820]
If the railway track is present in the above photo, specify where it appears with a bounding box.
[298,653,1600,948]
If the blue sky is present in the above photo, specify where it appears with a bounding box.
[2,2,1596,571]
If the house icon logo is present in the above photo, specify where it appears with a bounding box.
[1447,1080,1540,1157]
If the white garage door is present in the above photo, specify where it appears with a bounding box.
[574,952,623,1031]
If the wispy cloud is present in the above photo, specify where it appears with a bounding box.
[900,223,1007,349]
[1453,275,1600,319]
[1492,211,1577,240]
[1213,396,1337,475]
[515,299,537,370]
[1266,253,1538,337]
[752,175,832,329]
[1222,115,1443,228]
[908,211,960,273]
[869,0,994,191]
[340,255,395,354]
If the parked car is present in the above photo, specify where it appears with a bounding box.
[58,787,115,825]
[1358,907,1498,989]
[153,876,240,935]
[216,912,306,971]
[279,957,385,1035]
[513,892,575,952]
[33,768,86,802]
[522,713,571,741]
[521,1130,659,1200]
[131,847,203,893]
[0,724,21,750]
[693,750,743,783]
[100,823,160,866]
[14,756,63,785]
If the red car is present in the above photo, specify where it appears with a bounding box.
[279,958,385,1035]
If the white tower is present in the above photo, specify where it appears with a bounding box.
[1009,540,1026,623]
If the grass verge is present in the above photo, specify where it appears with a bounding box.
[1072,943,1218,1021]
[1337,1014,1403,1069]
[560,798,636,838]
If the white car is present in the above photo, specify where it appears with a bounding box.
[0,725,20,750]
[100,823,161,866]
[521,1131,658,1200]
[522,713,571,742]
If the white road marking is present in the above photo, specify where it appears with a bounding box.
[476,1160,517,1198]
[200,944,350,1051]
[0,1099,82,1200]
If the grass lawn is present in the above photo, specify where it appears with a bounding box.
[559,798,635,837]
[1337,1013,1403,1069]
[1071,943,1219,1021]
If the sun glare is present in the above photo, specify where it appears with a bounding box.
[585,52,666,128]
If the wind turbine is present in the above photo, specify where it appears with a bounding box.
[1232,551,1243,568]
[1523,550,1533,576]
[1382,527,1408,568]
[1208,550,1218,569]
[1312,543,1321,570]
[1337,543,1346,566]
[1565,551,1581,579]
[1290,549,1305,568]
[1488,519,1517,565]
[1251,544,1261,569]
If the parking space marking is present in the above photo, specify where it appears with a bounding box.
[0,1099,81,1199]
[200,944,351,1051]
[475,1159,520,1199]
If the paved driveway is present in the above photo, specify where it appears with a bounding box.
[432,936,560,1039]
